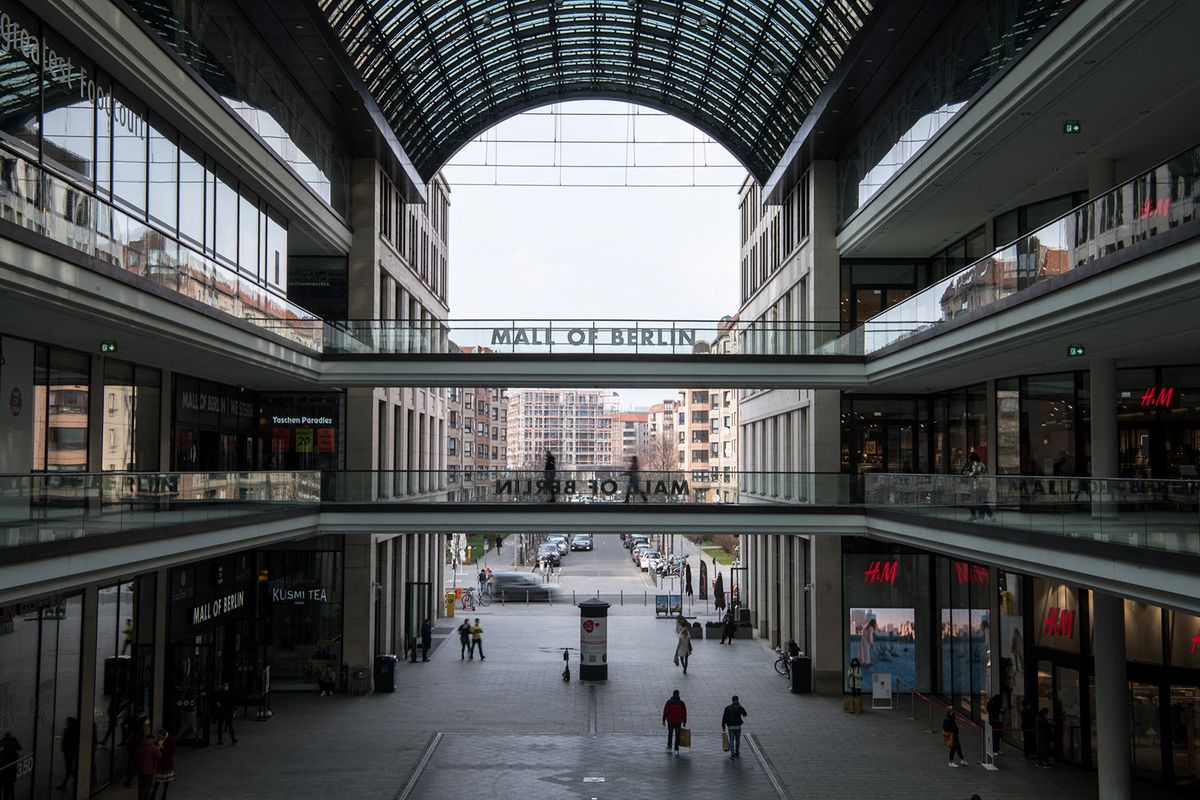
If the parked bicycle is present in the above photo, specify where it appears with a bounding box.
[774,646,790,677]
[460,587,492,610]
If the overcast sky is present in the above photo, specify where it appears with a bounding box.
[444,100,743,409]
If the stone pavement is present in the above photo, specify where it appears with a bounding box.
[96,610,1186,800]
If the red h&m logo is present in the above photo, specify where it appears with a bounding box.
[863,561,898,585]
[954,562,990,585]
[1139,198,1171,221]
[1140,387,1175,408]
[1190,630,1200,655]
[1042,607,1075,639]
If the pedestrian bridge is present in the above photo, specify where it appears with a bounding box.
[4,471,1197,613]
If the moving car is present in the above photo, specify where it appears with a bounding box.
[570,534,593,551]
[490,572,555,602]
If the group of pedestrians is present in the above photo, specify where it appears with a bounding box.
[457,618,485,660]
[660,691,749,759]
[941,696,1055,768]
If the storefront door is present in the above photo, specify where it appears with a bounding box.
[169,638,210,746]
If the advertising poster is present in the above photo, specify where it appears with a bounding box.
[849,608,916,692]
[580,617,606,665]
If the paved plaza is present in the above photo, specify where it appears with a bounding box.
[90,537,1190,799]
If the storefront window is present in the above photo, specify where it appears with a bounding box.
[33,345,89,472]
[260,540,343,691]
[0,594,83,799]
[110,87,147,213]
[842,551,929,693]
[1131,682,1162,778]
[996,379,1020,475]
[1033,579,1080,653]
[936,557,991,718]
[1124,601,1164,664]
[1169,685,1200,785]
[997,571,1024,734]
[102,360,161,472]
[147,116,178,229]
[1119,365,1200,479]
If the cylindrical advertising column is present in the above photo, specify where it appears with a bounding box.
[578,598,610,681]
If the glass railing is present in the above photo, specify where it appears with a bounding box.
[5,470,1195,558]
[0,148,323,350]
[859,141,1200,353]
[327,469,853,504]
[0,471,320,547]
[248,319,924,357]
[864,473,1200,554]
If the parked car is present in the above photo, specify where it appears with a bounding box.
[570,534,593,551]
[536,544,562,567]
[634,543,653,564]
[491,572,555,601]
[547,535,569,555]
[639,549,661,572]
[627,534,649,551]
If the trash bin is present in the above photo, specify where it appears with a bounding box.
[789,655,812,694]
[374,655,398,692]
[350,666,369,696]
[446,591,456,618]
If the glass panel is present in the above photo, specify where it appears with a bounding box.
[92,584,123,791]
[1056,666,1082,764]
[147,116,177,229]
[237,188,259,276]
[1131,682,1162,778]
[1170,685,1200,785]
[1125,600,1163,664]
[41,34,95,182]
[177,139,204,247]
[213,168,237,265]
[110,87,147,213]
[0,1,41,154]
[35,347,90,472]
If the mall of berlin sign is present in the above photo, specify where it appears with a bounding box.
[490,325,697,347]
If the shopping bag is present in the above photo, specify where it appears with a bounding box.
[843,696,854,713]
[942,732,954,748]
[677,727,692,748]
[721,731,730,752]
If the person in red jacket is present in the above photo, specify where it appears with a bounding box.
[134,732,161,800]
[149,729,175,800]
[661,690,688,753]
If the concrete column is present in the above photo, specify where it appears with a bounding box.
[1091,592,1131,800]
[341,533,376,691]
[777,535,791,648]
[88,354,104,471]
[75,585,99,800]
[1091,358,1118,524]
[392,535,407,656]
[755,530,768,636]
[151,569,167,722]
[158,369,172,470]
[810,535,843,693]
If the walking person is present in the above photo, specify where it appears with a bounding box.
[0,732,22,800]
[623,455,647,503]
[478,567,489,595]
[721,696,748,759]
[964,450,994,520]
[56,716,80,791]
[1019,698,1037,760]
[470,618,485,661]
[846,658,864,713]
[943,707,965,767]
[719,610,736,644]
[542,451,558,503]
[1035,707,1053,767]
[134,729,161,800]
[494,535,503,552]
[149,729,175,800]
[986,692,1004,756]
[458,619,473,660]
[214,682,237,745]
[661,690,688,753]
[673,622,692,674]
[420,617,433,662]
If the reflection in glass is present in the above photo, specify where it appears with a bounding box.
[41,35,94,182]
[148,118,177,228]
[111,89,147,212]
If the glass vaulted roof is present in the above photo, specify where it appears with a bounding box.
[319,0,874,183]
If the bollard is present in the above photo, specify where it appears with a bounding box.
[644,591,647,605]
[573,590,577,605]
[501,591,506,606]
[928,700,934,734]
[620,590,623,606]
[526,590,530,605]
[910,688,916,722]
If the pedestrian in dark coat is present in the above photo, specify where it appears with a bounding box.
[1036,707,1053,767]
[661,690,688,753]
[943,708,965,767]
[420,617,433,662]
[458,620,472,660]
[720,696,748,759]
[149,729,175,800]
[214,683,237,745]
[134,732,161,800]
[0,732,22,800]
[1019,699,1037,759]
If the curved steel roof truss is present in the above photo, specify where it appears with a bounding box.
[319,0,874,182]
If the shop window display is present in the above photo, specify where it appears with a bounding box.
[0,594,82,799]
[997,571,1024,733]
[842,551,930,693]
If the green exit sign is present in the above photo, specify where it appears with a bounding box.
[100,341,118,354]
[1068,344,1085,357]
[1063,121,1082,134]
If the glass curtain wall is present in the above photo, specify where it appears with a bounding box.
[936,557,990,719]
[0,594,83,800]
[1117,365,1200,479]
